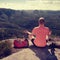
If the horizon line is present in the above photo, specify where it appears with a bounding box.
[0,8,60,11]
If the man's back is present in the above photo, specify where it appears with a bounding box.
[32,25,49,47]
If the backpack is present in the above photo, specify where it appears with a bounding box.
[14,39,29,48]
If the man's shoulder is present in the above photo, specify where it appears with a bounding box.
[44,26,49,29]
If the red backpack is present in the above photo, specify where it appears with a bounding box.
[14,39,29,48]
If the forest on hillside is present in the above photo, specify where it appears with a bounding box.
[0,8,60,40]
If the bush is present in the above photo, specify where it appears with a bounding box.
[0,40,12,59]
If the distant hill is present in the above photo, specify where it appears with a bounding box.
[0,8,60,40]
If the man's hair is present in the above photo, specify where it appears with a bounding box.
[38,17,45,24]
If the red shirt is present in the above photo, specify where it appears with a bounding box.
[32,25,50,47]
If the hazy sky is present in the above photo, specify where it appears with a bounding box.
[0,0,60,10]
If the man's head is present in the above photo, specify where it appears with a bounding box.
[38,17,45,25]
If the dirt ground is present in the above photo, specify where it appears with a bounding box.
[1,38,60,60]
[1,44,60,60]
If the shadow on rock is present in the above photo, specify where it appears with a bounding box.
[29,45,58,60]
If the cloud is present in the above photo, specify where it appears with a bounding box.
[0,0,60,10]
[0,0,60,4]
[0,0,27,3]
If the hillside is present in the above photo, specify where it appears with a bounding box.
[0,8,60,40]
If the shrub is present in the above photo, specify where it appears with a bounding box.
[0,40,12,59]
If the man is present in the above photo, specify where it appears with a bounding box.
[25,17,51,47]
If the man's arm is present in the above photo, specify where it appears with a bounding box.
[49,29,52,35]
[46,29,52,42]
[24,30,35,39]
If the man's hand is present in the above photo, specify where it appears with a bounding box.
[23,30,35,39]
[23,30,31,34]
